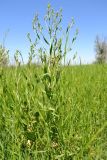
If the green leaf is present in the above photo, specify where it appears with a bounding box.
[43,36,49,45]
[50,43,53,55]
[25,131,36,141]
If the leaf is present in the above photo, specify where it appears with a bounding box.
[36,32,40,40]
[43,36,49,45]
[66,26,69,34]
[50,43,53,55]
[72,37,76,44]
[25,131,36,141]
[73,52,77,60]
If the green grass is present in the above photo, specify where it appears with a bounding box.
[0,64,107,159]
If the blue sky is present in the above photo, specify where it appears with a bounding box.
[0,0,107,64]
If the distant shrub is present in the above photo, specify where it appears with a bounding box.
[95,35,107,63]
[0,44,9,66]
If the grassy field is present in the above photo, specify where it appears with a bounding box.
[0,64,107,159]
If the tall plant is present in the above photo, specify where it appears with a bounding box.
[28,3,78,98]
[26,3,78,145]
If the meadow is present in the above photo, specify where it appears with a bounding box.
[0,64,107,159]
[0,3,107,159]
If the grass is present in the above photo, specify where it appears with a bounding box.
[0,64,107,159]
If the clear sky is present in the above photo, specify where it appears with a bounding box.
[0,0,107,64]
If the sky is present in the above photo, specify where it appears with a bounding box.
[0,0,107,64]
